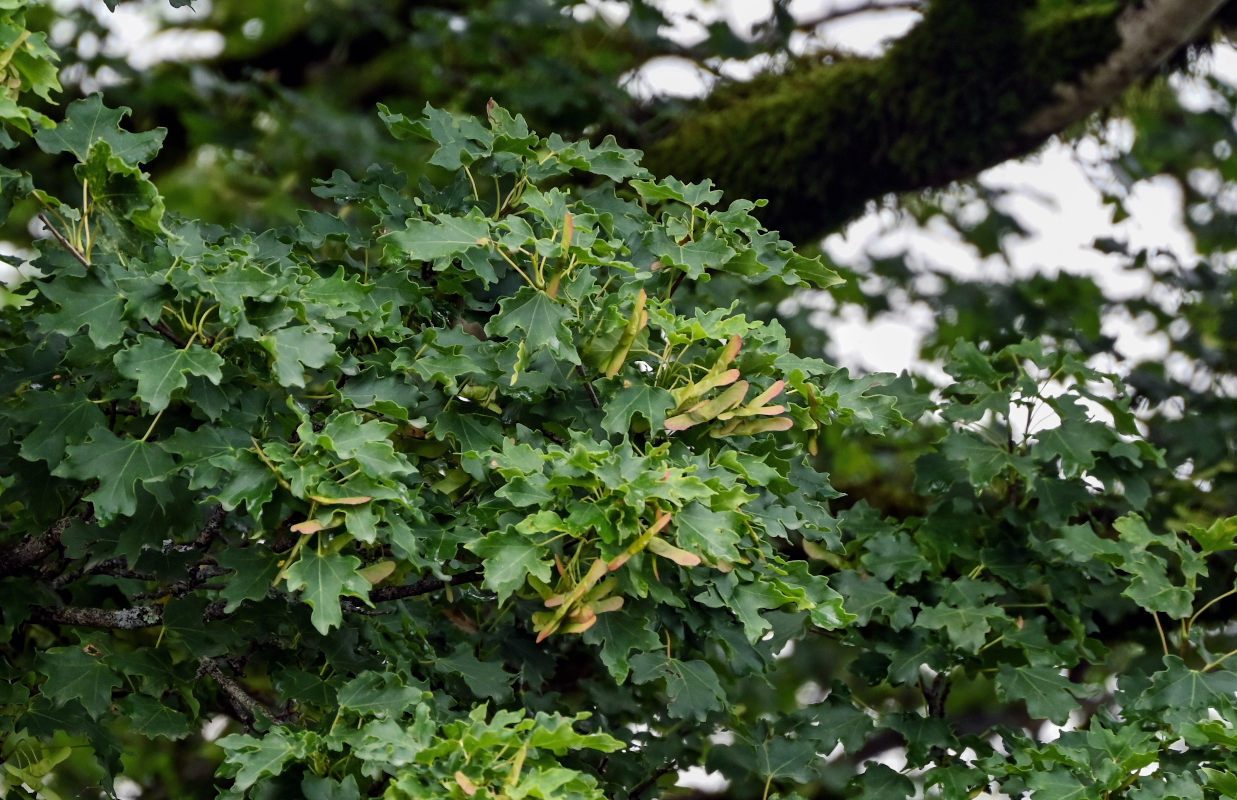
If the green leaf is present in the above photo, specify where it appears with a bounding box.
[383,210,490,261]
[601,383,675,436]
[261,326,337,387]
[337,671,421,718]
[117,694,193,740]
[218,728,314,792]
[1186,515,1237,553]
[582,608,662,682]
[114,337,224,413]
[436,643,514,702]
[484,286,578,363]
[37,645,121,719]
[673,503,743,564]
[914,600,1003,653]
[629,654,725,720]
[53,426,175,521]
[630,176,723,206]
[284,549,373,635]
[648,228,736,279]
[215,547,282,613]
[15,389,107,468]
[35,276,126,348]
[1139,656,1237,724]
[941,431,1030,486]
[1027,769,1091,800]
[466,527,554,604]
[786,253,844,288]
[996,664,1078,724]
[35,94,166,167]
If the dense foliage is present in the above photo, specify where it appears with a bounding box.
[5,2,1237,799]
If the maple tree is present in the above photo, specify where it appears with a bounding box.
[4,2,1237,800]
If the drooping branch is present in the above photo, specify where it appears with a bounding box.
[198,656,289,725]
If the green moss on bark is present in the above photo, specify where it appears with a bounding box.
[643,0,1123,241]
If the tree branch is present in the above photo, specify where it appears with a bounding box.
[0,517,71,578]
[30,604,164,630]
[1023,0,1230,137]
[194,504,227,549]
[148,318,188,349]
[198,656,289,725]
[368,567,484,603]
[645,0,1229,240]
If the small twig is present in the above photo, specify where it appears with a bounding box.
[37,213,90,268]
[795,0,925,31]
[631,761,678,798]
[577,365,601,409]
[368,568,484,603]
[198,656,289,725]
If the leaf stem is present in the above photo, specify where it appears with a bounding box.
[139,409,166,442]
[1204,647,1237,672]
[495,246,538,289]
[1151,611,1169,656]
[1190,586,1237,629]
[251,438,292,490]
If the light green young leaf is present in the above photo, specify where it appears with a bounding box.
[217,729,314,791]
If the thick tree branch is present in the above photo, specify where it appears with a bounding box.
[644,0,1229,241]
[1023,0,1230,136]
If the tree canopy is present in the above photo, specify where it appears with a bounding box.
[3,2,1237,799]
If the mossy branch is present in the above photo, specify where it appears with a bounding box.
[644,0,1225,242]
